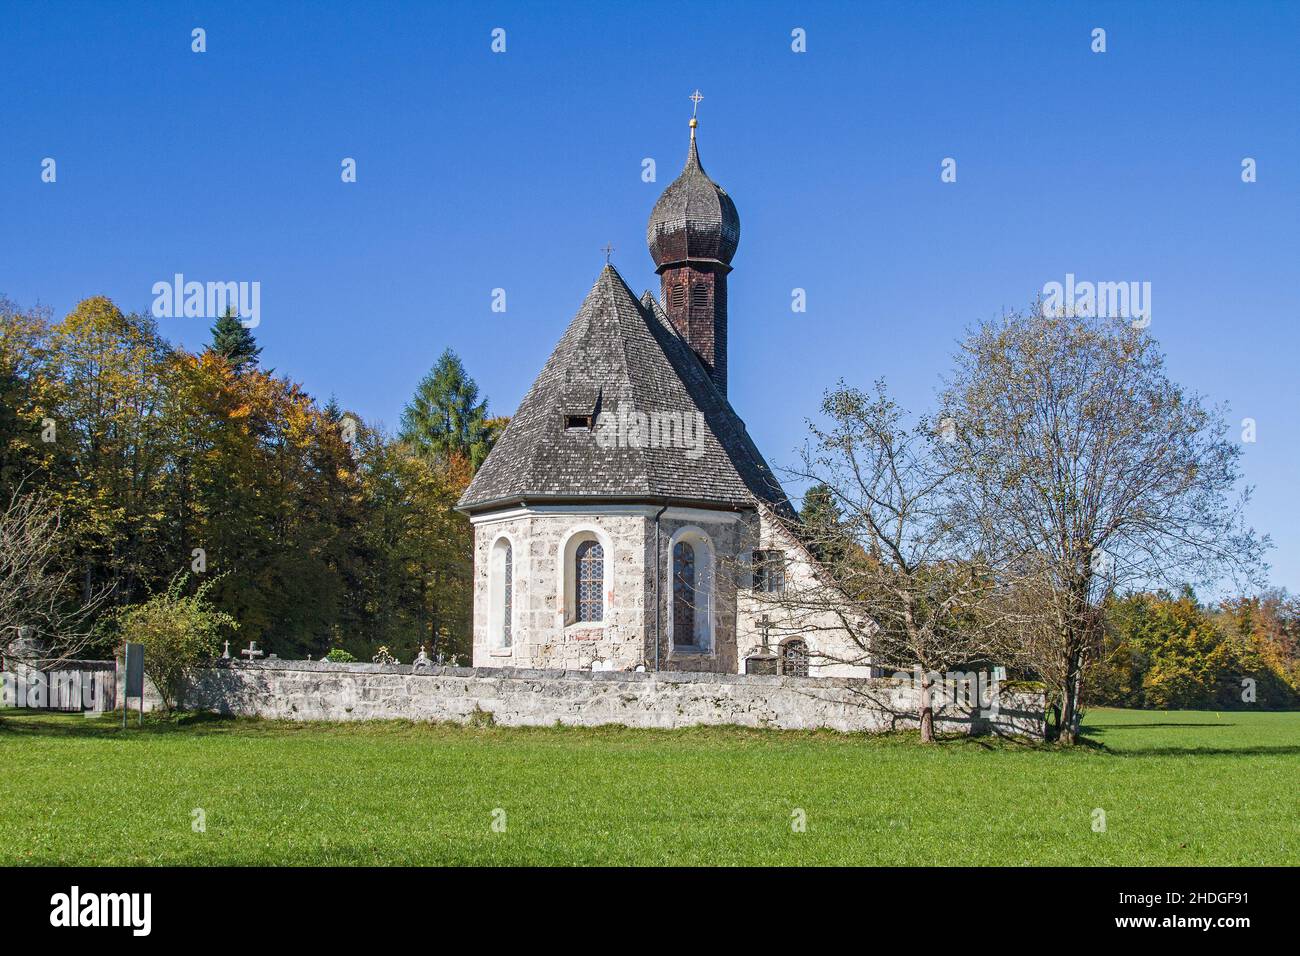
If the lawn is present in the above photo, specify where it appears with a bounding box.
[1,708,1296,865]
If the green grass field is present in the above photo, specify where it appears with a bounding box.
[1,708,1296,865]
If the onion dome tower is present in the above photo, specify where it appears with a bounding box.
[646,92,740,394]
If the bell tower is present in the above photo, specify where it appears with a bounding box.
[646,92,740,395]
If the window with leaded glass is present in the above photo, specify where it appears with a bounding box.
[575,540,604,623]
[490,537,513,650]
[781,639,809,677]
[753,550,786,593]
[501,543,512,647]
[672,541,696,646]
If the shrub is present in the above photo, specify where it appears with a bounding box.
[110,574,237,712]
[325,648,357,663]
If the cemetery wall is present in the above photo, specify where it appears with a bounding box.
[180,659,1045,738]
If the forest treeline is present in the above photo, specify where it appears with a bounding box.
[1091,588,1299,710]
[1,295,498,663]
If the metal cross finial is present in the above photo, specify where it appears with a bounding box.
[602,242,615,263]
[689,89,704,117]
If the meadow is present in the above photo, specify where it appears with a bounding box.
[1,708,1296,866]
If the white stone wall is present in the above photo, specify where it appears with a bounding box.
[736,507,875,678]
[182,659,1045,738]
[470,503,876,678]
[649,509,750,673]
[471,507,651,671]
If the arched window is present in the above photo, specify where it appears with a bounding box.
[672,541,696,646]
[575,540,604,623]
[501,545,512,645]
[781,639,809,678]
[667,527,715,653]
[489,538,513,648]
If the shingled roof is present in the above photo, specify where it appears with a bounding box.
[456,265,793,516]
[647,133,740,269]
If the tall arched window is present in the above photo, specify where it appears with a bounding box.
[575,540,604,623]
[501,544,512,645]
[667,527,714,653]
[489,538,513,649]
[672,541,696,647]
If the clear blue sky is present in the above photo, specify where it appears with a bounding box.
[3,1,1297,593]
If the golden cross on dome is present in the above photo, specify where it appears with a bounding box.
[602,242,615,263]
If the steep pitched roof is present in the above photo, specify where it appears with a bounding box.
[457,265,792,515]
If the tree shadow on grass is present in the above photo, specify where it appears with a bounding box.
[1091,722,1237,729]
[1112,744,1300,757]
[0,709,241,740]
[1083,719,1300,757]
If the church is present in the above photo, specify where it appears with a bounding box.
[457,101,872,678]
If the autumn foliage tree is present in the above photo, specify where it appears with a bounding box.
[1092,588,1299,710]
[0,295,488,664]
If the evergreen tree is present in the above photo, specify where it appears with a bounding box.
[800,482,840,527]
[208,306,261,371]
[399,349,493,469]
[800,482,851,566]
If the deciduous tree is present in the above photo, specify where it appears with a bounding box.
[939,308,1266,743]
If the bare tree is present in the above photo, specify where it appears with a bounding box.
[939,307,1266,743]
[0,486,107,668]
[758,381,1006,742]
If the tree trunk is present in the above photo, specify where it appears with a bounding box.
[919,669,935,743]
[1059,649,1084,745]
[1056,585,1092,746]
[1047,702,1062,742]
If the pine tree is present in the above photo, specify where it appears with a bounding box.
[799,482,851,566]
[800,482,840,528]
[209,306,261,371]
[399,349,493,469]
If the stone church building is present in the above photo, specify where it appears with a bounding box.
[457,108,871,678]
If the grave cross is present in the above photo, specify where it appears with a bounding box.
[758,614,772,653]
[240,641,265,663]
[221,640,231,659]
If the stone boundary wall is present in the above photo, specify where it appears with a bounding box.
[0,659,118,711]
[182,660,1045,738]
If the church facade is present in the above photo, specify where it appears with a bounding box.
[457,108,871,678]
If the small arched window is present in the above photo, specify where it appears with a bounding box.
[781,639,809,678]
[575,540,604,623]
[672,541,696,646]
